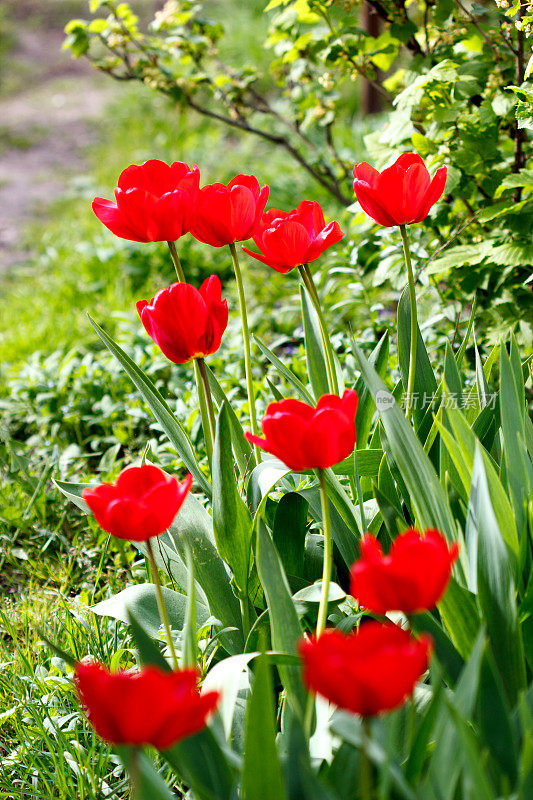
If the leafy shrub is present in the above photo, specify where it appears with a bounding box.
[64,0,533,336]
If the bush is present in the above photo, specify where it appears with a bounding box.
[64,0,533,337]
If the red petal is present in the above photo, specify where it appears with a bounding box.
[353,181,398,227]
[414,166,447,222]
[92,197,143,242]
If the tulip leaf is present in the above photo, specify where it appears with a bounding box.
[127,608,171,672]
[168,491,245,655]
[331,713,417,800]
[256,521,306,717]
[442,700,496,800]
[329,448,383,479]
[352,331,390,450]
[478,647,519,784]
[254,335,314,404]
[397,287,438,427]
[468,445,526,705]
[205,364,253,478]
[439,403,519,555]
[118,747,175,800]
[91,583,210,640]
[353,342,456,539]
[87,314,211,498]
[410,612,463,684]
[242,650,287,800]
[272,491,308,581]
[164,729,236,800]
[248,457,291,514]
[54,478,93,511]
[300,482,359,568]
[300,284,330,400]
[283,720,341,800]
[424,631,485,800]
[500,341,533,535]
[212,402,253,596]
[443,341,463,407]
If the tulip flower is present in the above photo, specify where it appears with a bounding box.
[136,276,228,365]
[352,153,447,227]
[82,464,192,542]
[75,662,220,749]
[190,175,269,247]
[92,159,200,243]
[350,529,459,615]
[353,153,447,422]
[242,200,344,273]
[299,622,432,717]
[245,389,358,472]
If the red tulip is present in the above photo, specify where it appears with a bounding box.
[353,153,447,227]
[92,159,200,243]
[299,622,432,717]
[75,661,220,749]
[137,275,228,364]
[82,464,192,542]
[190,174,269,247]
[350,529,459,615]
[246,389,358,471]
[242,200,344,273]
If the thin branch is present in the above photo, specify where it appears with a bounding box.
[454,0,502,60]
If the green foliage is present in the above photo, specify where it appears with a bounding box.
[64,0,533,335]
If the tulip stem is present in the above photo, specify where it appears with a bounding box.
[147,538,179,670]
[299,264,339,396]
[361,719,374,800]
[316,469,333,637]
[399,225,417,422]
[193,359,214,469]
[229,242,260,464]
[167,240,186,282]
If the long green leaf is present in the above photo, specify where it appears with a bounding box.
[500,342,533,535]
[91,583,209,639]
[118,747,175,800]
[254,335,314,403]
[169,492,244,654]
[212,402,253,595]
[353,343,456,538]
[469,445,526,705]
[300,284,329,399]
[256,522,306,717]
[352,332,390,449]
[242,650,287,800]
[87,314,211,497]
[205,364,253,478]
[397,287,438,427]
[164,729,236,800]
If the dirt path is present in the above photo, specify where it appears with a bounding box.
[0,10,114,270]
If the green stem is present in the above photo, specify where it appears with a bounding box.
[146,538,179,670]
[197,356,216,434]
[303,691,315,740]
[360,719,374,800]
[230,243,259,464]
[129,748,141,800]
[193,359,214,469]
[399,225,417,422]
[299,263,339,395]
[167,240,186,282]
[316,469,333,637]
